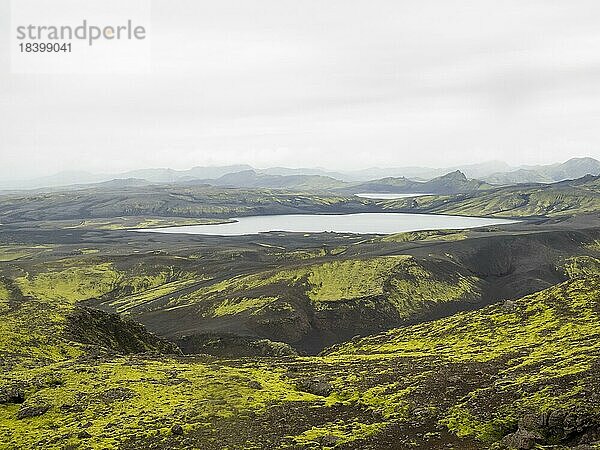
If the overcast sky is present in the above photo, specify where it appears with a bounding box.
[2,0,600,179]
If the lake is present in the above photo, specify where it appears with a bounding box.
[136,212,517,236]
[354,193,433,199]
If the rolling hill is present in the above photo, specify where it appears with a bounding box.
[1,220,599,449]
[382,173,600,218]
[346,170,492,195]
[485,157,600,184]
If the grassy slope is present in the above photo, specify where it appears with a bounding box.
[0,185,375,224]
[169,255,481,315]
[382,176,600,217]
[326,261,600,442]
[1,357,319,449]
[1,248,599,448]
[0,259,323,449]
[2,176,600,449]
[0,261,194,370]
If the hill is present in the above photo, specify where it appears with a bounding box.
[4,157,599,191]
[0,184,375,224]
[2,173,600,226]
[1,171,599,448]
[485,157,600,184]
[0,230,599,449]
[203,170,348,190]
[345,170,492,195]
[383,173,600,218]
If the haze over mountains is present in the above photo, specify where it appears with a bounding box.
[3,157,599,191]
[485,157,600,184]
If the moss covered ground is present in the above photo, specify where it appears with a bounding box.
[166,255,482,322]
[2,267,599,448]
[1,227,599,448]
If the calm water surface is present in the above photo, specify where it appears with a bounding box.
[136,212,517,236]
[354,193,434,199]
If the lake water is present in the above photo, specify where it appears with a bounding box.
[136,213,517,236]
[354,193,433,199]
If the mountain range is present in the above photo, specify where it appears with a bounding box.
[485,157,600,184]
[2,157,599,191]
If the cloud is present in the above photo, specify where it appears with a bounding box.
[1,0,600,178]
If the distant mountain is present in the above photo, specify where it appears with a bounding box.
[4,157,598,191]
[340,158,600,184]
[194,169,491,194]
[122,165,254,183]
[422,170,492,193]
[341,160,513,182]
[0,170,107,190]
[485,157,600,184]
[117,168,182,183]
[347,176,418,193]
[204,170,348,190]
[454,160,513,179]
[0,165,254,190]
[548,157,600,180]
[340,167,442,182]
[257,167,349,180]
[93,178,151,188]
[386,172,600,218]
[346,170,492,195]
[485,168,544,184]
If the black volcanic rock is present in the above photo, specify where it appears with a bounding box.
[17,404,49,419]
[66,307,181,355]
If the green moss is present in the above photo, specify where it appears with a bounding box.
[65,217,233,230]
[2,261,201,367]
[331,277,600,365]
[213,297,278,317]
[16,263,122,305]
[564,255,600,279]
[175,257,411,307]
[1,239,599,448]
[0,357,320,449]
[170,255,482,324]
[382,182,600,218]
[381,230,467,243]
[387,258,481,318]
[0,299,83,368]
[328,275,600,440]
[14,262,200,316]
[0,264,126,368]
[307,257,406,302]
[181,269,303,302]
[284,248,328,260]
[0,245,52,262]
[0,281,9,313]
[585,239,600,252]
[106,273,200,314]
[352,383,413,419]
[79,248,100,254]
[289,421,387,448]
[441,406,514,443]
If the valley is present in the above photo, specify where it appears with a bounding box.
[0,172,599,449]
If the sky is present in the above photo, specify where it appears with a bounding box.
[1,0,600,180]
